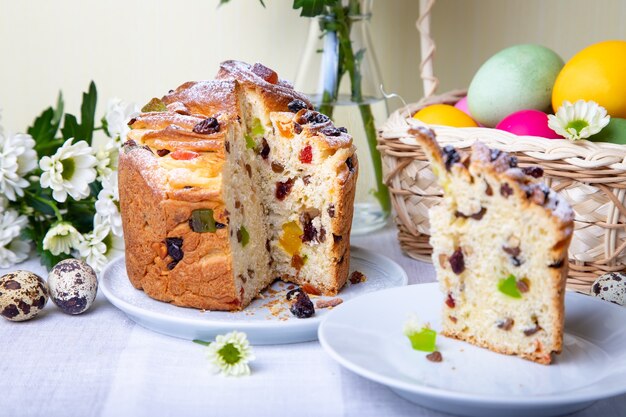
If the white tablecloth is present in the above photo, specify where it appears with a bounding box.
[1,225,625,417]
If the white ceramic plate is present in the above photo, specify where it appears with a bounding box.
[100,246,407,345]
[318,282,626,417]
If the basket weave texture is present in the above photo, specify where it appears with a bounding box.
[378,1,626,293]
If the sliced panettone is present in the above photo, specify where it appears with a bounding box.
[118,61,357,311]
[412,126,574,364]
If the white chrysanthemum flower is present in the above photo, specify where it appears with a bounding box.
[42,222,83,256]
[95,173,122,237]
[548,100,610,141]
[92,132,119,181]
[77,217,124,272]
[205,331,255,377]
[0,130,37,201]
[0,206,30,268]
[105,99,139,144]
[39,139,97,202]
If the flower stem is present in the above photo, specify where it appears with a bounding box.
[193,339,212,346]
[329,3,391,214]
[26,190,63,222]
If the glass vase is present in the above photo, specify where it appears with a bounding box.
[295,0,390,235]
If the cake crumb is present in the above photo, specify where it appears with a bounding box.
[316,298,343,309]
[426,351,443,362]
[349,271,367,284]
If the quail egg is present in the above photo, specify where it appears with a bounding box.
[0,270,49,322]
[591,272,626,306]
[48,259,98,315]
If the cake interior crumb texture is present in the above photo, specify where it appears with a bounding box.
[119,61,357,311]
[413,127,574,365]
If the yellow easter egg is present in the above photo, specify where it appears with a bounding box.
[413,104,478,128]
[552,40,626,118]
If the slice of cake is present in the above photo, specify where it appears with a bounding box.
[118,61,357,311]
[412,126,574,364]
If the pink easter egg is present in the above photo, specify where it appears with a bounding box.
[495,109,562,139]
[454,96,482,126]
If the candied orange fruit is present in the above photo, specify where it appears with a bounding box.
[279,221,303,256]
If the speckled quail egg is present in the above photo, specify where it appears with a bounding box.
[0,270,49,322]
[591,273,626,306]
[48,259,98,315]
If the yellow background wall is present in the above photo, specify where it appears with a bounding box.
[0,0,624,130]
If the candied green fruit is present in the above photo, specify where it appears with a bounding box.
[498,274,522,299]
[141,98,167,113]
[189,209,218,233]
[245,134,256,149]
[251,117,265,137]
[406,328,437,352]
[240,226,250,247]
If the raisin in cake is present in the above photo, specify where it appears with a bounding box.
[118,61,357,311]
[412,127,574,364]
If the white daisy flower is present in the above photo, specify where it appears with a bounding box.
[39,139,98,202]
[0,205,30,268]
[203,331,255,377]
[42,222,83,256]
[92,132,119,181]
[105,99,139,144]
[95,173,122,237]
[77,217,124,272]
[0,129,37,201]
[548,100,611,141]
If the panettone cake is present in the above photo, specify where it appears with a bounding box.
[118,61,357,311]
[413,126,574,364]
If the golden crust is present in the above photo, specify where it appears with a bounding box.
[217,60,312,113]
[119,147,240,311]
[442,329,553,365]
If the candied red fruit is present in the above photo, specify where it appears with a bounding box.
[445,293,455,308]
[170,149,199,160]
[252,63,278,84]
[299,145,313,164]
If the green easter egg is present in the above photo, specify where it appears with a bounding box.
[468,44,564,127]
[588,118,626,144]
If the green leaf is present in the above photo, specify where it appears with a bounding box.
[219,0,264,6]
[293,0,336,17]
[23,192,58,218]
[79,81,97,143]
[28,108,54,142]
[498,274,522,299]
[61,113,80,140]
[354,48,366,65]
[53,91,64,126]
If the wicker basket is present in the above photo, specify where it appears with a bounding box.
[378,0,626,293]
